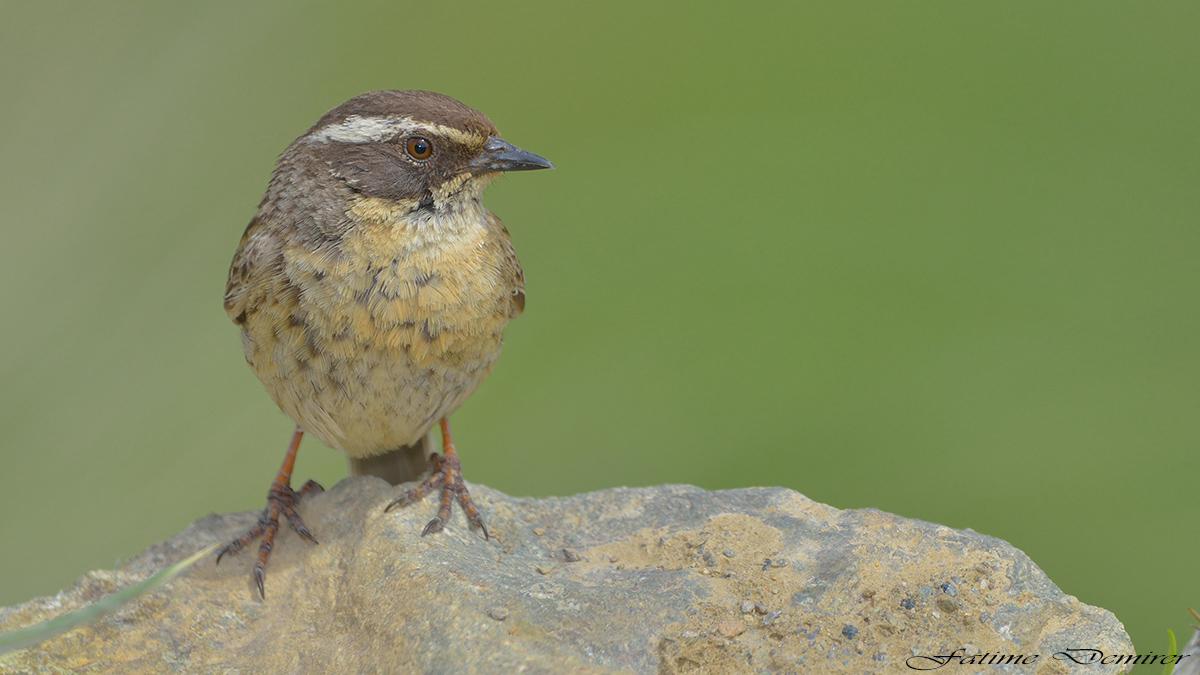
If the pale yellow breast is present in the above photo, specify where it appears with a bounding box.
[239,195,522,456]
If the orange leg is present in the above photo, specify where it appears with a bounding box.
[216,426,323,598]
[385,418,488,539]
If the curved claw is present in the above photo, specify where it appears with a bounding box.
[284,505,319,544]
[422,517,445,536]
[216,545,237,566]
[216,524,261,566]
[289,518,318,545]
[384,494,416,512]
[252,566,266,599]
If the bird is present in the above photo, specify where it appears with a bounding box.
[217,90,552,597]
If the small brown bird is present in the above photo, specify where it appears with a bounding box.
[218,90,552,596]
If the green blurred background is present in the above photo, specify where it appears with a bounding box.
[1,1,1196,665]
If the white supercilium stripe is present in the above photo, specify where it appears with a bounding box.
[307,115,479,145]
[308,116,422,144]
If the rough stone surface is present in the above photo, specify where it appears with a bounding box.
[0,479,1133,674]
[1174,629,1200,675]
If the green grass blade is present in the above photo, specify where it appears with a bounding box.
[0,543,217,655]
[1162,629,1178,675]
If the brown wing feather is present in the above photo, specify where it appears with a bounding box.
[224,216,282,326]
[490,214,525,318]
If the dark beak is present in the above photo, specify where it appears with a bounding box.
[470,136,554,172]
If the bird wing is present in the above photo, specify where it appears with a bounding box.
[489,211,526,318]
[224,215,282,327]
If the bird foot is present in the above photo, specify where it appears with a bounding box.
[216,478,323,598]
[385,451,488,539]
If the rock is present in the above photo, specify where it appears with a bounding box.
[1172,628,1200,675]
[716,620,746,638]
[0,479,1132,674]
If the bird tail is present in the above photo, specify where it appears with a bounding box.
[346,432,434,485]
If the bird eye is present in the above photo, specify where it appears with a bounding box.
[405,137,433,160]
